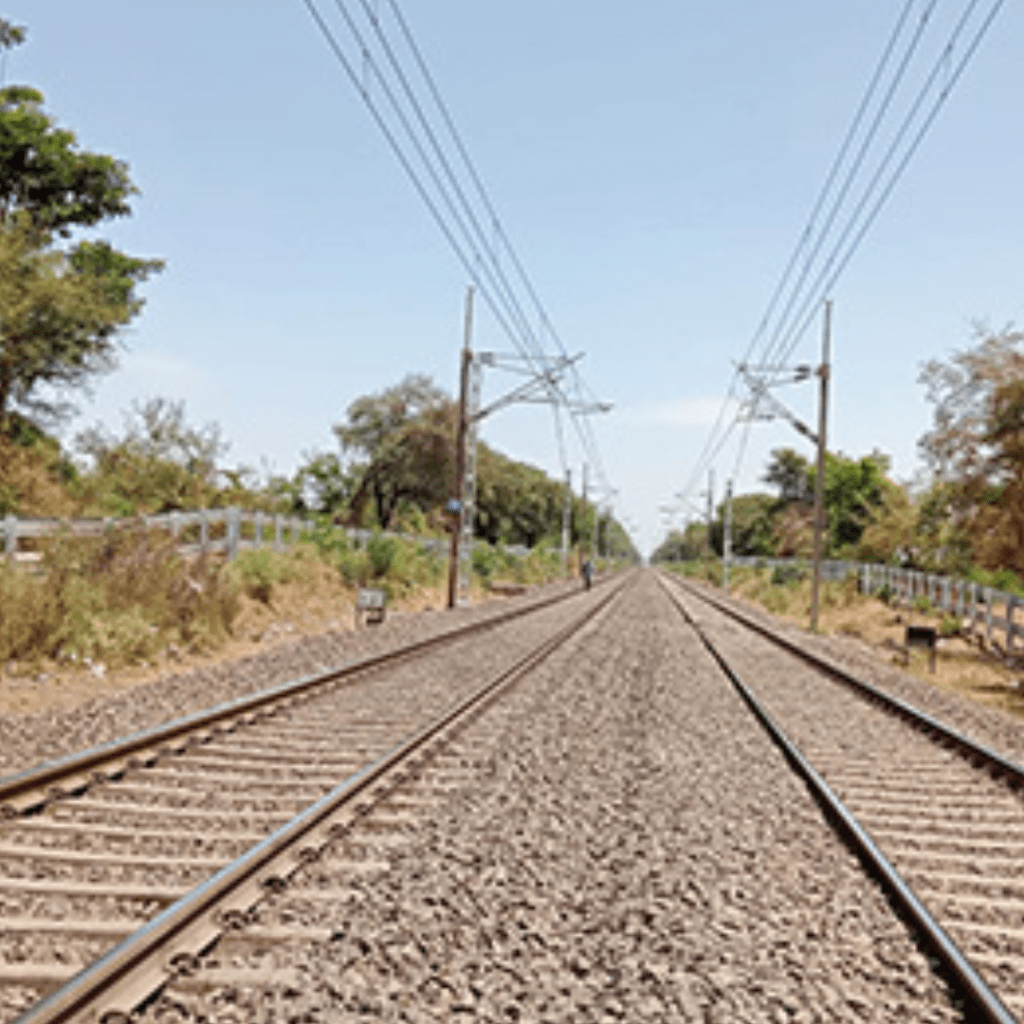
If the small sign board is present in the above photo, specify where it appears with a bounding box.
[904,624,937,672]
[356,586,387,625]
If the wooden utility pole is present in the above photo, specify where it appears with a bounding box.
[706,468,714,560]
[723,479,733,593]
[809,300,832,632]
[580,463,588,571]
[560,469,572,577]
[446,286,474,609]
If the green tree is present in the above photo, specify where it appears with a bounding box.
[918,325,1024,482]
[75,398,226,514]
[475,447,562,547]
[915,326,1024,575]
[763,447,811,503]
[818,451,889,551]
[0,25,162,429]
[651,520,707,563]
[335,375,454,529]
[292,451,359,516]
[709,492,777,556]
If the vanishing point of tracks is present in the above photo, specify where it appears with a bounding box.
[661,572,1024,1023]
[0,578,623,1023]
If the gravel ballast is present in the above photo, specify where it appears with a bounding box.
[0,580,586,780]
[684,576,1024,770]
[145,571,961,1023]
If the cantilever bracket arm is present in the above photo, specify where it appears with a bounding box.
[737,364,818,446]
[472,353,602,423]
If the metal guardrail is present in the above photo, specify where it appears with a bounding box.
[727,555,1024,662]
[0,508,314,564]
[0,510,528,566]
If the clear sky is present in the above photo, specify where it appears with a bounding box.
[4,1,1022,555]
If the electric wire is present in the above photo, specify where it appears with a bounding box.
[300,0,523,355]
[382,0,601,471]
[744,0,923,378]
[767,0,1005,374]
[677,0,926,506]
[304,0,609,492]
[678,0,1006,513]
[324,0,544,374]
[353,0,548,370]
[757,0,940,375]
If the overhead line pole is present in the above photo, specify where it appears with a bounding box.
[561,470,572,577]
[580,463,588,572]
[809,300,832,632]
[447,286,474,609]
[706,468,715,561]
[723,479,733,593]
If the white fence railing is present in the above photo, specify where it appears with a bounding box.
[729,555,1024,662]
[0,510,528,567]
[1,508,316,564]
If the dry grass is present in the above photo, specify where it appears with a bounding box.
[0,561,522,717]
[727,568,1024,719]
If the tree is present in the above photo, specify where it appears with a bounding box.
[292,451,359,516]
[0,24,162,429]
[763,447,811,503]
[917,326,1024,575]
[819,451,889,551]
[334,375,455,529]
[75,398,227,514]
[335,374,450,461]
[709,492,777,557]
[918,325,1024,482]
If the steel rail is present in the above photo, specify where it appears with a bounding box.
[660,576,1018,1024]
[665,572,1024,789]
[13,574,630,1024]
[0,575,619,816]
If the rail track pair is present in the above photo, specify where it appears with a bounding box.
[3,569,1024,1021]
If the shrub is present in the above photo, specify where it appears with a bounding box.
[771,564,806,586]
[366,533,398,578]
[762,587,792,615]
[232,549,282,604]
[939,613,961,637]
[472,542,501,582]
[0,526,241,669]
[993,568,1024,597]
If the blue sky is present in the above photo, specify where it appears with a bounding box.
[4,1,1022,554]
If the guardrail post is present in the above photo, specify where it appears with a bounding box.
[984,587,994,648]
[200,510,209,553]
[227,507,240,561]
[254,511,264,550]
[274,514,283,551]
[3,514,15,564]
[1008,596,1018,658]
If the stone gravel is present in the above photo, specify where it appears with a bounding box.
[145,571,961,1023]
[0,581,583,780]
[694,579,1024,769]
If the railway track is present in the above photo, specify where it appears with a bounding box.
[660,571,1024,1023]
[0,575,627,1024]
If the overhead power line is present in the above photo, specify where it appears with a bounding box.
[679,0,1007,508]
[300,0,612,492]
